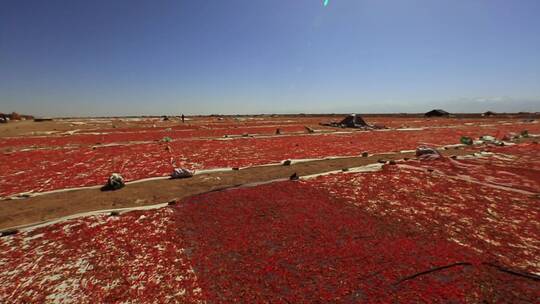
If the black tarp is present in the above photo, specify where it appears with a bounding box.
[338,114,369,128]
[425,109,450,117]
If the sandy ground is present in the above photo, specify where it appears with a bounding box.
[4,113,534,138]
[0,118,184,137]
[0,148,478,231]
[0,116,331,138]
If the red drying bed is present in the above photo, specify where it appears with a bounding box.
[73,116,500,133]
[308,144,540,276]
[0,125,313,149]
[367,117,531,128]
[2,118,538,150]
[0,208,203,303]
[1,125,539,197]
[172,181,482,302]
[1,181,537,302]
[407,143,540,193]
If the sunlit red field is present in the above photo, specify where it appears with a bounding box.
[1,116,539,197]
[0,115,539,302]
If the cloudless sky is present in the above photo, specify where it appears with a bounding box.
[1,0,539,116]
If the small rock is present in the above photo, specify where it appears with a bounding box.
[171,168,194,179]
[102,173,125,191]
[460,136,473,145]
[290,172,299,180]
[282,159,292,166]
[1,229,18,237]
[361,152,369,157]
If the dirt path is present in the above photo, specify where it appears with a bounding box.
[0,148,478,231]
[0,119,186,137]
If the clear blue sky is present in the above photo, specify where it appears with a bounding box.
[1,0,539,116]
